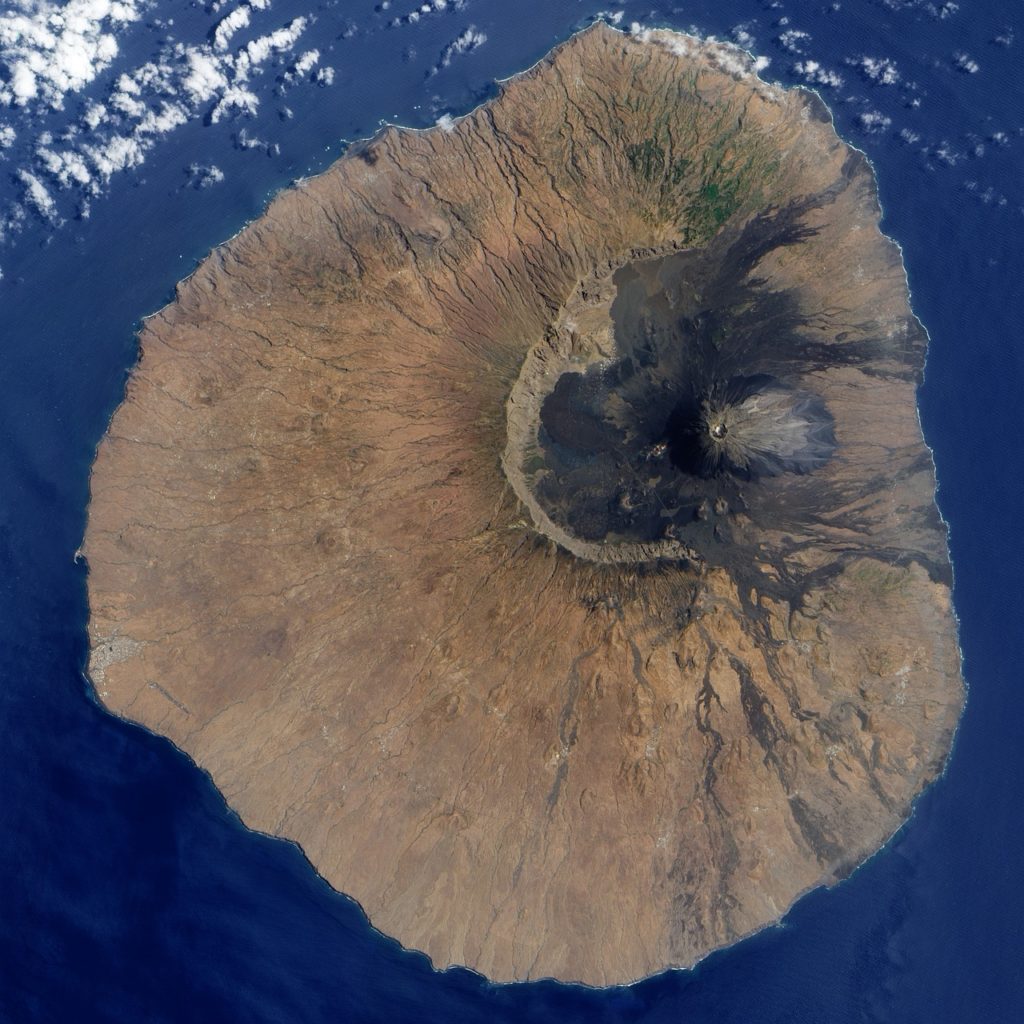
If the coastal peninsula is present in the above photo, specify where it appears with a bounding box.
[84,24,963,985]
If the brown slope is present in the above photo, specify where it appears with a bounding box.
[84,24,963,985]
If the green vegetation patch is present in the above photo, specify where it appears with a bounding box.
[623,97,787,243]
[626,137,691,184]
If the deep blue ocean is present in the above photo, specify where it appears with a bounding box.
[1,0,1021,1020]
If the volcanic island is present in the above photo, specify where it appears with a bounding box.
[84,24,964,986]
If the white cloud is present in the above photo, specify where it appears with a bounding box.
[731,24,757,50]
[83,133,147,180]
[136,102,189,136]
[186,162,225,188]
[234,126,278,155]
[706,42,754,77]
[9,64,38,103]
[857,110,892,133]
[209,84,260,123]
[18,168,59,221]
[0,0,142,109]
[236,127,263,148]
[293,49,320,74]
[110,85,145,117]
[932,140,963,165]
[777,29,811,54]
[391,0,465,28]
[239,18,307,70]
[670,36,697,57]
[82,101,106,129]
[630,27,776,90]
[0,0,322,252]
[854,56,900,84]
[964,181,1008,207]
[0,201,26,244]
[36,146,93,187]
[793,60,843,87]
[429,26,486,75]
[953,51,979,73]
[181,51,230,104]
[282,48,319,85]
[213,6,252,52]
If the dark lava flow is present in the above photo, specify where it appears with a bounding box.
[533,204,859,562]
